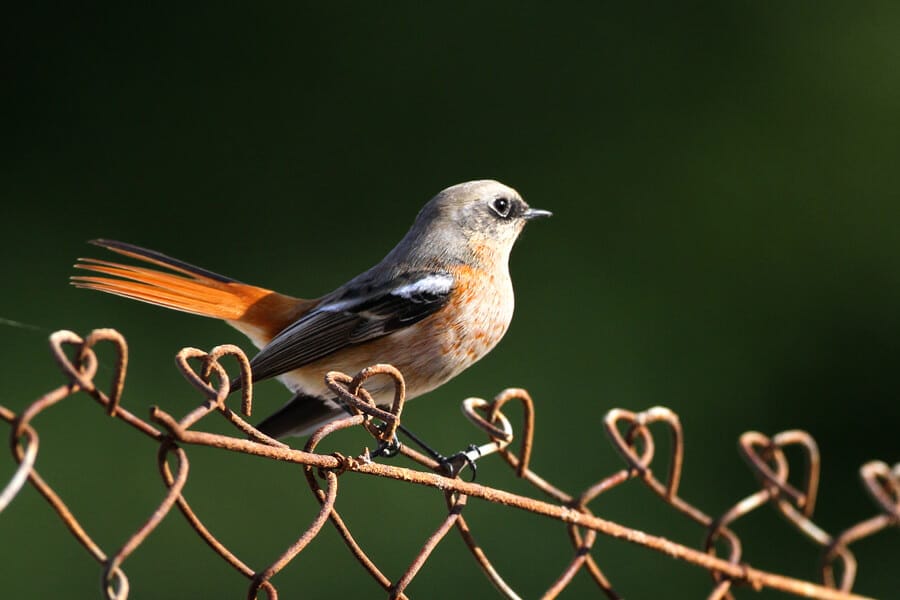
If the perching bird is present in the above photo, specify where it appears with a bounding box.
[72,180,550,439]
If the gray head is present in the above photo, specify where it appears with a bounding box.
[394,180,551,266]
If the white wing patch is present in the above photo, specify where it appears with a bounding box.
[391,273,454,299]
[316,273,454,314]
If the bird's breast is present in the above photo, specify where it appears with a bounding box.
[396,263,514,394]
[276,264,515,404]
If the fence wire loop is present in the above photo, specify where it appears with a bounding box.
[861,460,900,519]
[103,565,129,600]
[49,329,128,416]
[604,407,683,500]
[737,430,864,592]
[173,345,284,447]
[49,330,99,392]
[463,387,534,477]
[206,344,255,416]
[1,328,895,600]
[324,365,407,447]
[740,430,820,517]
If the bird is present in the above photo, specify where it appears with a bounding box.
[71,180,550,440]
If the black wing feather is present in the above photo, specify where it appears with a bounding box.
[242,272,453,386]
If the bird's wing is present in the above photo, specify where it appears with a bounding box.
[243,271,455,385]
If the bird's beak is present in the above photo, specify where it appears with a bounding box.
[523,208,553,220]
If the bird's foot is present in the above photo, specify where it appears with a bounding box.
[438,444,482,480]
[371,432,402,458]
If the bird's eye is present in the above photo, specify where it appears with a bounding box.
[491,197,511,218]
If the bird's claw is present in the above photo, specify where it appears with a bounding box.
[439,444,482,480]
[371,423,482,481]
[372,433,402,458]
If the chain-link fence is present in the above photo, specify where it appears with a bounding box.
[2,328,896,599]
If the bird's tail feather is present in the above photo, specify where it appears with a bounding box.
[255,392,341,438]
[71,239,311,343]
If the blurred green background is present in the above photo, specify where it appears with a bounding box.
[2,3,898,598]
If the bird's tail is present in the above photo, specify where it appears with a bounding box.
[71,239,311,344]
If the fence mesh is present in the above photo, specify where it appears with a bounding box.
[2,328,897,599]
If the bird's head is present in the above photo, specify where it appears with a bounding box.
[412,180,551,263]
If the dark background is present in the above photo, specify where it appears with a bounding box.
[2,3,898,598]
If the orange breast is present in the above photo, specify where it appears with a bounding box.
[277,263,515,405]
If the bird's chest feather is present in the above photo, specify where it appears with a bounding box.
[435,268,513,363]
[394,264,514,392]
[277,265,514,402]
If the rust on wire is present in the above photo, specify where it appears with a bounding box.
[1,328,896,599]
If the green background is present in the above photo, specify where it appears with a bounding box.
[2,3,898,598]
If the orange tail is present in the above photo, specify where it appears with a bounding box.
[71,239,312,345]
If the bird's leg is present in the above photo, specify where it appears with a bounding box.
[437,444,482,480]
[334,399,480,479]
[371,434,402,458]
[333,401,404,459]
[396,423,481,480]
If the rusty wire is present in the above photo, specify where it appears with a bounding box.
[2,328,897,599]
